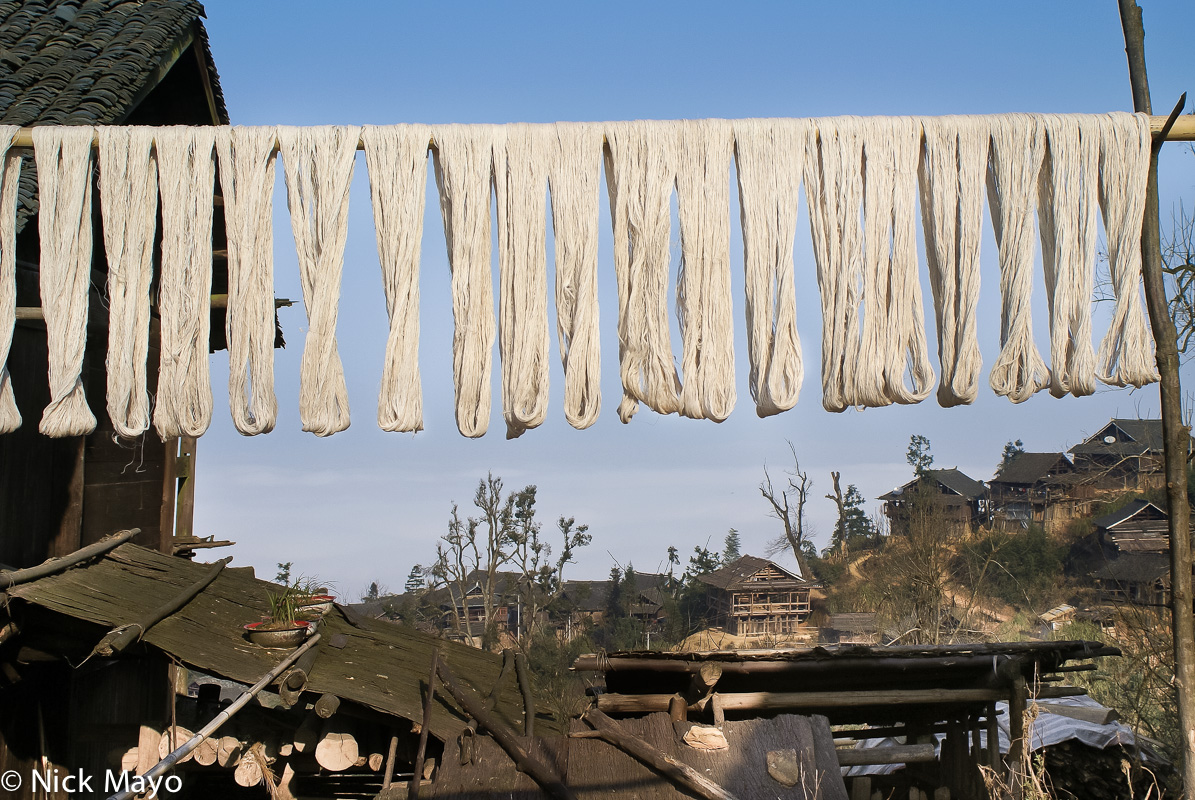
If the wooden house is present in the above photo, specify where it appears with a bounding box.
[879,468,987,536]
[1068,418,1192,493]
[0,0,241,570]
[988,452,1089,533]
[696,555,814,636]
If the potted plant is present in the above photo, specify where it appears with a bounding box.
[244,586,311,648]
[293,577,336,618]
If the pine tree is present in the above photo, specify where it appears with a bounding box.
[999,439,1025,474]
[907,434,934,475]
[404,565,424,593]
[723,529,741,563]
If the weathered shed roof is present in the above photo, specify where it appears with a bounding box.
[1091,499,1166,531]
[1091,553,1171,585]
[8,543,552,740]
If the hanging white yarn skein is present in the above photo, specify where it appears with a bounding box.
[1096,112,1157,388]
[548,122,603,430]
[986,114,1050,403]
[918,116,989,407]
[804,117,864,412]
[216,126,279,435]
[97,126,157,439]
[154,126,215,439]
[675,118,735,422]
[278,125,359,437]
[733,117,806,418]
[362,124,429,434]
[0,126,22,433]
[493,123,552,439]
[1036,115,1100,398]
[860,116,934,406]
[604,119,683,423]
[431,124,497,438]
[34,125,97,437]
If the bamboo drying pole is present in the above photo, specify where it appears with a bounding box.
[106,632,321,800]
[1117,2,1195,796]
[6,115,1194,152]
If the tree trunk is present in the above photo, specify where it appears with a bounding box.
[1116,3,1195,796]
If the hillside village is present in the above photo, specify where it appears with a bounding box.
[356,417,1185,652]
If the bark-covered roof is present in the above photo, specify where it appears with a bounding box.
[8,542,555,739]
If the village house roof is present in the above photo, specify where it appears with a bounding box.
[1090,552,1171,585]
[7,542,554,740]
[1069,418,1189,458]
[558,573,672,613]
[695,554,809,590]
[879,467,986,502]
[1091,499,1166,531]
[992,452,1074,485]
[0,0,229,231]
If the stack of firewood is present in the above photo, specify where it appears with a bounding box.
[1043,741,1172,800]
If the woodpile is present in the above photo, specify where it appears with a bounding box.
[1042,741,1172,800]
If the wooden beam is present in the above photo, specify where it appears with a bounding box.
[595,685,1084,714]
[836,744,937,766]
[8,116,1195,152]
[0,528,138,589]
[409,648,438,800]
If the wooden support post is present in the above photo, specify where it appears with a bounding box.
[668,693,687,723]
[381,733,400,791]
[1117,4,1195,796]
[1008,675,1027,800]
[409,648,438,800]
[987,703,1001,775]
[514,650,535,737]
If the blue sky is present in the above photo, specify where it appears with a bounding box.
[195,1,1195,599]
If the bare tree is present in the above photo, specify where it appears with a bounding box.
[825,471,846,561]
[760,441,814,579]
[1163,199,1195,352]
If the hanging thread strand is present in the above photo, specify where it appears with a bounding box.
[34,125,97,437]
[362,124,429,433]
[0,126,23,433]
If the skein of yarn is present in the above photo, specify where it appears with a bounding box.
[675,118,736,422]
[362,124,430,434]
[604,119,683,423]
[986,113,1050,404]
[0,126,22,433]
[278,125,359,437]
[1036,114,1100,398]
[548,122,603,430]
[733,117,806,418]
[97,126,157,439]
[154,125,216,439]
[1096,111,1157,387]
[216,126,279,436]
[493,123,552,439]
[34,125,97,437]
[918,115,988,408]
[431,124,497,438]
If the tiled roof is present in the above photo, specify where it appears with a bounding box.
[1069,418,1184,457]
[0,0,228,230]
[1091,499,1166,531]
[992,452,1072,485]
[880,468,986,501]
[696,555,806,590]
[1091,552,1171,584]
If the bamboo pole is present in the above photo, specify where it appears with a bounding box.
[0,528,139,589]
[1117,3,1195,797]
[7,116,1194,152]
[90,556,231,658]
[105,632,321,800]
[595,685,1084,714]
